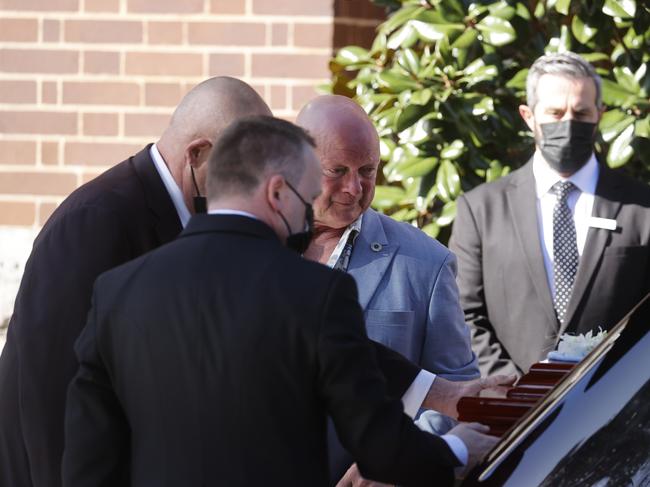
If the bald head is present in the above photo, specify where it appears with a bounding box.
[156,76,272,214]
[297,95,380,231]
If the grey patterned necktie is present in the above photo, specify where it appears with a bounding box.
[552,181,579,324]
[333,229,359,272]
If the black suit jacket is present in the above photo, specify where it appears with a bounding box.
[62,215,458,487]
[0,146,182,487]
[450,160,650,376]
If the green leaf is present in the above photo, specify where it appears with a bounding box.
[581,52,610,63]
[602,0,636,19]
[635,116,650,138]
[395,157,439,178]
[476,15,516,46]
[451,28,479,49]
[397,48,420,75]
[377,71,420,92]
[555,0,571,15]
[515,3,531,19]
[607,123,635,168]
[488,0,516,20]
[601,78,638,106]
[379,5,422,34]
[411,20,465,43]
[395,104,427,132]
[373,185,406,208]
[600,111,635,142]
[571,15,598,44]
[613,66,641,94]
[410,88,432,106]
[472,97,495,116]
[436,160,461,202]
[387,23,419,50]
[506,68,528,90]
[440,139,465,160]
[379,138,396,162]
[335,46,369,66]
[436,200,457,226]
[486,160,505,182]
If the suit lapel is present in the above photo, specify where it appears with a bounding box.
[347,210,399,310]
[131,145,183,245]
[507,162,559,331]
[562,167,622,331]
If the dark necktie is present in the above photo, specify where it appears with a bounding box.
[552,181,579,324]
[333,229,359,272]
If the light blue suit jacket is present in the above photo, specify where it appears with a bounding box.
[349,209,479,381]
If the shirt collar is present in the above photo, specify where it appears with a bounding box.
[208,209,259,220]
[533,151,599,198]
[150,144,191,227]
[325,213,364,268]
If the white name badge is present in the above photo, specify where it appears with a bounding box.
[588,216,617,231]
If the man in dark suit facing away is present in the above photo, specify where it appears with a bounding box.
[0,77,272,487]
[450,51,650,378]
[63,116,498,487]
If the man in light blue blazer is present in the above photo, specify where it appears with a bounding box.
[298,95,480,486]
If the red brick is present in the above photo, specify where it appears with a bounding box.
[0,19,38,42]
[0,171,77,196]
[252,0,331,16]
[0,141,37,165]
[271,23,288,46]
[42,81,58,104]
[269,85,287,110]
[83,113,119,136]
[210,0,245,14]
[148,21,183,44]
[0,80,37,103]
[125,52,202,77]
[291,85,318,110]
[62,81,140,105]
[0,111,77,135]
[252,53,330,78]
[333,23,377,49]
[294,22,333,48]
[145,83,183,107]
[65,20,142,43]
[41,141,60,165]
[64,142,142,166]
[0,201,36,226]
[208,53,245,77]
[38,201,59,225]
[84,0,119,12]
[189,22,265,46]
[43,20,61,42]
[0,0,79,12]
[0,49,79,74]
[127,0,203,14]
[124,113,170,137]
[83,51,120,74]
[334,0,385,20]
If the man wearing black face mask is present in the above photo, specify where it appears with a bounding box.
[450,51,650,378]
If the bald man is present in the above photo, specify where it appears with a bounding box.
[297,96,481,483]
[0,77,271,487]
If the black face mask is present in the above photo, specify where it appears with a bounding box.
[538,120,596,175]
[278,180,314,255]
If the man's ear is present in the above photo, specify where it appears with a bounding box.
[519,104,535,132]
[266,174,285,211]
[185,138,212,169]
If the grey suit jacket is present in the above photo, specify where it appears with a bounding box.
[349,209,478,380]
[450,160,650,376]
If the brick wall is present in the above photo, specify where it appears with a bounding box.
[0,0,385,330]
[0,0,385,228]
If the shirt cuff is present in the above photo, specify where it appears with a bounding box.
[401,369,436,419]
[441,434,468,466]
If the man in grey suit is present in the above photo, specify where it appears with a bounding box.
[450,51,650,378]
[297,95,481,485]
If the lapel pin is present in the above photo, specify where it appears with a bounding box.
[370,242,382,252]
[587,217,617,231]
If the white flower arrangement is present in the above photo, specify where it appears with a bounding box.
[547,328,608,362]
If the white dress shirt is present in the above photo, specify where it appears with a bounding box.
[533,152,599,298]
[150,144,191,228]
